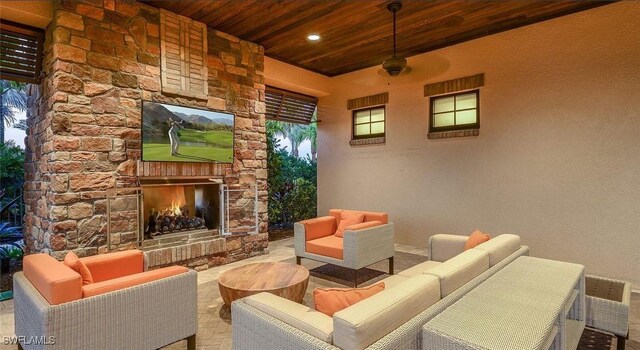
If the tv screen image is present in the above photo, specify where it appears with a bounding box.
[142,101,234,163]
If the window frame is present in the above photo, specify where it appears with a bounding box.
[351,105,386,140]
[429,90,480,133]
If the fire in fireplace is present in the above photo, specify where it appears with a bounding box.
[142,181,220,238]
[146,201,207,235]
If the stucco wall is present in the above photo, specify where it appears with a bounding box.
[269,2,640,287]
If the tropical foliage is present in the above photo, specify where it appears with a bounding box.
[0,222,24,259]
[267,118,317,228]
[0,141,25,200]
[0,80,28,145]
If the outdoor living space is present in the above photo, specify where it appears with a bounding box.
[0,0,639,350]
[1,238,638,350]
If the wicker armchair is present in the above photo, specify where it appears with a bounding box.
[13,250,197,350]
[294,209,394,286]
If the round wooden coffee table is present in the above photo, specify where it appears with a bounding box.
[218,262,309,308]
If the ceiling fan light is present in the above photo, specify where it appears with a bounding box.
[383,56,407,76]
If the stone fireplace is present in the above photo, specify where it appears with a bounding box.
[23,0,269,270]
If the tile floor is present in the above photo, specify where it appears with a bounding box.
[0,238,637,350]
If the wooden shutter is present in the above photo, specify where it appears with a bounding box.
[265,86,318,125]
[0,20,44,84]
[160,10,208,99]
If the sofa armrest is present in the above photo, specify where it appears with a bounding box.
[232,298,338,350]
[343,223,395,270]
[81,250,145,282]
[429,234,468,262]
[295,216,336,257]
[22,254,82,305]
[81,265,188,298]
[243,293,333,343]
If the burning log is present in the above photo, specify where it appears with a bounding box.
[145,203,207,236]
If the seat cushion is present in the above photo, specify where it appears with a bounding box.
[23,254,82,305]
[423,249,490,297]
[306,235,344,259]
[472,234,520,267]
[333,274,440,350]
[82,265,188,298]
[397,260,442,278]
[313,282,385,316]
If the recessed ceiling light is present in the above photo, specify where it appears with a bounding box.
[307,34,321,41]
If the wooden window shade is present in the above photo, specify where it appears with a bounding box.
[424,74,484,97]
[160,10,208,99]
[265,86,318,125]
[0,20,44,84]
[347,92,388,110]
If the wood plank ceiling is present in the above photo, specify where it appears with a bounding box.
[144,1,610,77]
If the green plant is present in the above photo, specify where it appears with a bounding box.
[0,222,22,243]
[0,140,24,200]
[0,243,23,259]
[266,121,317,228]
[286,178,317,223]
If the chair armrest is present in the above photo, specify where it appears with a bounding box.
[82,266,188,298]
[81,250,144,282]
[243,292,333,343]
[295,216,336,257]
[298,216,336,241]
[429,234,468,262]
[343,223,395,270]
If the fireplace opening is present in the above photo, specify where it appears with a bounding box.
[142,183,219,239]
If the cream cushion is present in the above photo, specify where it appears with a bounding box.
[423,249,489,297]
[397,260,442,278]
[472,234,521,267]
[245,292,334,343]
[333,274,440,350]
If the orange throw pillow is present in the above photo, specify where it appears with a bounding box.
[464,230,491,250]
[63,251,93,285]
[313,282,385,316]
[334,212,365,238]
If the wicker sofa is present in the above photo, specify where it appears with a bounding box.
[13,250,198,350]
[232,233,529,350]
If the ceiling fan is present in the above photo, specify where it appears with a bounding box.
[382,1,409,77]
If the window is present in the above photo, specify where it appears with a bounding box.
[352,106,385,139]
[265,86,318,124]
[429,90,479,132]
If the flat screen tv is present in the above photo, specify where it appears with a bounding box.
[142,101,234,163]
